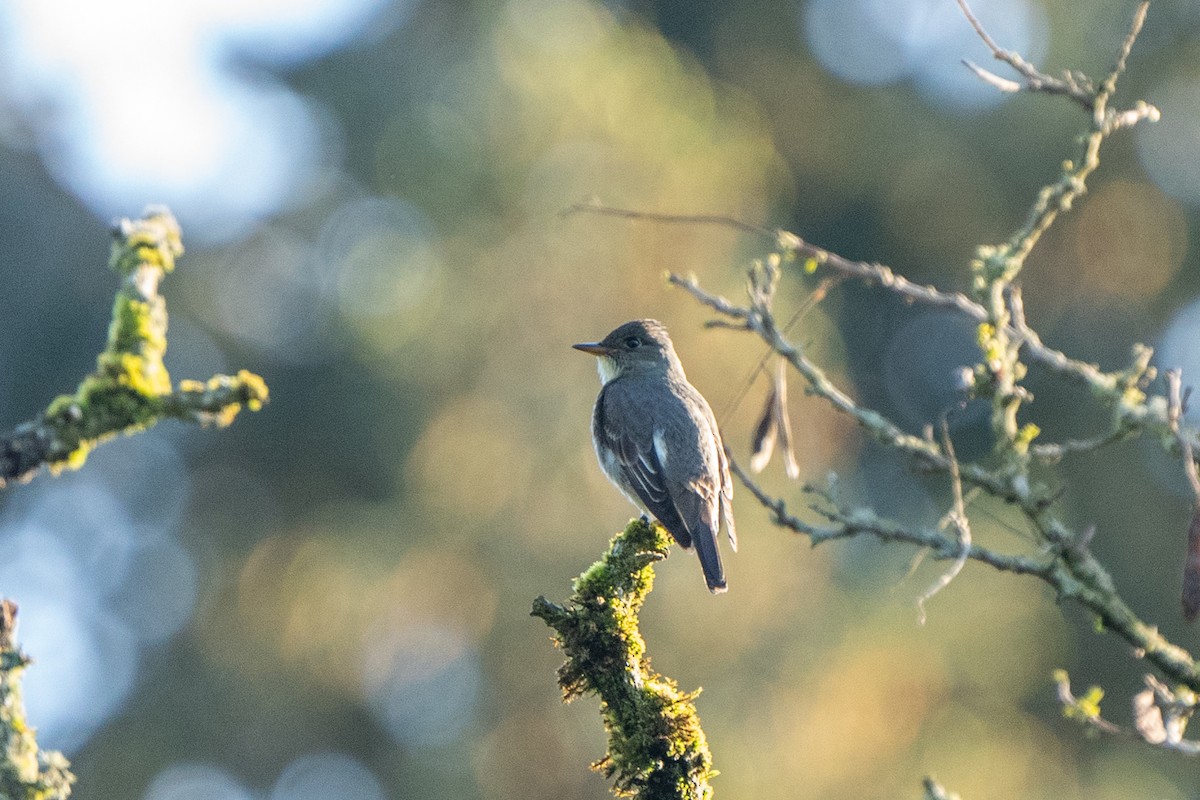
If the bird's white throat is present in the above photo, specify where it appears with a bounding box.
[596,355,621,385]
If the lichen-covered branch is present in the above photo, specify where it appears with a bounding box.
[964,1,1156,456]
[0,600,74,800]
[662,0,1200,701]
[532,520,716,800]
[0,207,268,488]
[674,263,1200,692]
[687,259,1200,689]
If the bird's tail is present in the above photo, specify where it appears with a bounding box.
[693,523,727,594]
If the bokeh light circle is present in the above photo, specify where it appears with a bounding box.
[268,752,385,800]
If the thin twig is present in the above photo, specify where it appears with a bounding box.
[730,458,1049,577]
[961,61,1021,93]
[719,276,839,425]
[956,0,1095,108]
[563,200,777,238]
[1166,369,1200,498]
[1098,2,1151,105]
[916,421,973,625]
[672,271,1031,502]
[1030,428,1138,463]
[572,201,1127,394]
[1054,669,1124,735]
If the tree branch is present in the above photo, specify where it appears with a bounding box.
[0,207,268,488]
[532,519,716,799]
[0,600,74,799]
[685,258,1200,689]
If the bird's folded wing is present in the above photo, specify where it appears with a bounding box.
[603,422,694,550]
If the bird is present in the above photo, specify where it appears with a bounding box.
[574,319,736,593]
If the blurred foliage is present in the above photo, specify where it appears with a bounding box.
[0,1,1199,799]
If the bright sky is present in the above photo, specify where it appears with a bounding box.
[0,0,401,242]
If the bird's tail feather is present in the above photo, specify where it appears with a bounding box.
[692,523,727,594]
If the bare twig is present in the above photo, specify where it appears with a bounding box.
[571,201,1137,400]
[1167,370,1200,495]
[563,200,776,238]
[916,421,972,625]
[957,0,1151,124]
[961,61,1021,94]
[956,0,1095,107]
[1053,669,1123,735]
[1030,428,1138,464]
[730,458,1050,578]
[1097,2,1151,112]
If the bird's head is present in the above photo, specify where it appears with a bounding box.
[573,319,683,384]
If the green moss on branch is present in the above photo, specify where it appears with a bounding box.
[0,206,269,487]
[532,520,716,800]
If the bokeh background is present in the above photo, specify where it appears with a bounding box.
[1,0,1200,797]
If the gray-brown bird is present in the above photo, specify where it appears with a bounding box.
[574,319,736,592]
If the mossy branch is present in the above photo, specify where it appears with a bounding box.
[0,600,74,800]
[0,206,268,487]
[532,519,716,800]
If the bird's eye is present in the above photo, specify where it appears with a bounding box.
[623,336,641,349]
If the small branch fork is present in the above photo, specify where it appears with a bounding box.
[0,208,268,488]
[956,1,1158,460]
[1053,669,1200,756]
[957,0,1156,126]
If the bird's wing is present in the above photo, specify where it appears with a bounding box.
[716,435,737,552]
[654,383,728,592]
[596,384,693,549]
[679,382,737,552]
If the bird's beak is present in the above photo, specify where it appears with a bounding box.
[573,342,612,356]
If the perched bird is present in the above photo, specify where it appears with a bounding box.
[574,319,736,592]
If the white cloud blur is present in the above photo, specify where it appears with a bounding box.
[0,0,405,242]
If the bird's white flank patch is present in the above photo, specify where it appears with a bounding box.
[653,429,668,467]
